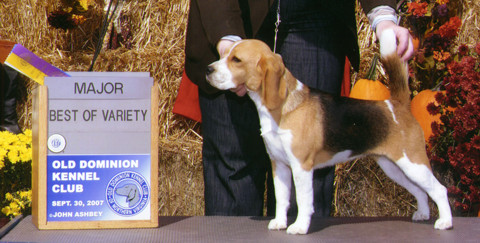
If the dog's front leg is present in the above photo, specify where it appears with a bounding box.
[286,166,314,235]
[268,161,291,231]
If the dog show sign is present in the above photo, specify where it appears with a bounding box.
[32,72,159,229]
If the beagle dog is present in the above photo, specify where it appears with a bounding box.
[205,29,452,234]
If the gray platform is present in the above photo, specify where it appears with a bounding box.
[1,216,479,242]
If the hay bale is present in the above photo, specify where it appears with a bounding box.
[1,0,203,216]
[456,0,480,47]
[333,157,439,217]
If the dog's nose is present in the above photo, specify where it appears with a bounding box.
[206,65,215,76]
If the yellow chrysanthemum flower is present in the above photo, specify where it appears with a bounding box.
[19,149,32,162]
[19,190,31,200]
[77,0,93,11]
[1,206,12,216]
[0,129,32,164]
[436,0,449,5]
[7,149,20,164]
[5,192,13,201]
[1,131,32,218]
[2,190,32,217]
[9,201,20,210]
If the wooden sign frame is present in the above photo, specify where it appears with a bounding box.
[31,79,159,230]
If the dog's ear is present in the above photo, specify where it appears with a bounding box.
[245,55,264,92]
[127,187,137,200]
[275,54,288,100]
[261,54,287,109]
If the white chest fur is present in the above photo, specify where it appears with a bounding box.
[248,92,296,165]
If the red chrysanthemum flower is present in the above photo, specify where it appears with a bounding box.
[472,135,480,150]
[458,44,469,56]
[438,16,462,39]
[433,50,451,62]
[475,43,480,55]
[407,1,429,17]
[416,38,480,215]
[427,102,441,115]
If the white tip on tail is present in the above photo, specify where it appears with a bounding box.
[380,28,397,57]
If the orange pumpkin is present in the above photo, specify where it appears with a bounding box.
[349,79,391,100]
[412,36,420,51]
[350,54,391,100]
[410,89,445,143]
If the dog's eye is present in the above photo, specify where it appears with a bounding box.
[232,56,242,63]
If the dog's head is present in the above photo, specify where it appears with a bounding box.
[115,184,138,202]
[206,39,288,109]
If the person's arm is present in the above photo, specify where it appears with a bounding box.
[361,2,414,61]
[196,0,246,48]
[193,0,248,95]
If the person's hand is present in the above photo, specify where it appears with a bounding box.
[216,39,248,96]
[375,21,414,61]
[217,39,235,58]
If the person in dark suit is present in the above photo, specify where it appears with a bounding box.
[184,0,413,216]
[0,64,22,134]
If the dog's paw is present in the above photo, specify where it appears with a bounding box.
[434,218,453,230]
[412,210,430,221]
[286,222,309,235]
[268,218,287,231]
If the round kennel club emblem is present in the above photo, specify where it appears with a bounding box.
[106,171,150,216]
[47,134,66,153]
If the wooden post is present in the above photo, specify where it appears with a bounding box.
[32,84,48,228]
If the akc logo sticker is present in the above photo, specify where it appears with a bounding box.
[106,171,149,216]
[47,134,66,153]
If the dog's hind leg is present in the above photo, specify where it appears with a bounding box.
[393,153,453,230]
[376,156,430,221]
[268,161,292,231]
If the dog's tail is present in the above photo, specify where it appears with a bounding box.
[379,29,410,105]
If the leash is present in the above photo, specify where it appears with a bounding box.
[273,0,281,53]
[88,0,123,71]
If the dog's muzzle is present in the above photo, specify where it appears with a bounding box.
[206,65,215,76]
[205,60,235,90]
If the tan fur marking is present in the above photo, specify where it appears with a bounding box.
[271,161,277,177]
